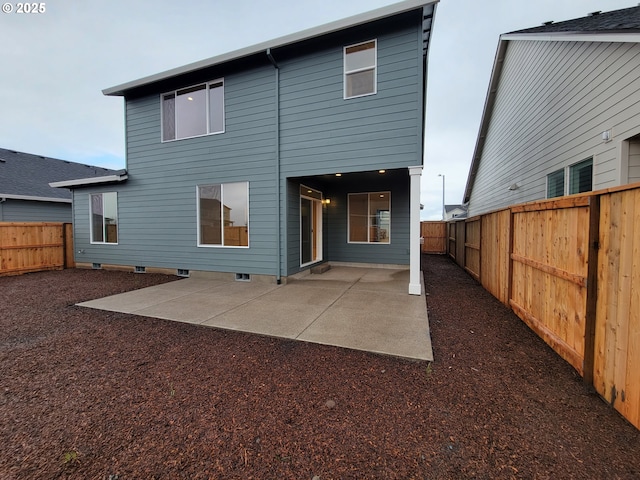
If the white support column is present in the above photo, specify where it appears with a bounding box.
[408,166,422,295]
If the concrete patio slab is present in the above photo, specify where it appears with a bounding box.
[78,265,433,361]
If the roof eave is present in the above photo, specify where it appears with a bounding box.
[103,0,438,97]
[0,194,71,204]
[49,172,128,189]
[463,38,509,204]
[502,31,640,43]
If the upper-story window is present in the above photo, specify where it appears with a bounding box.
[344,40,377,99]
[162,79,224,141]
[569,158,593,195]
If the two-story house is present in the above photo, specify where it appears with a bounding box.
[53,0,437,295]
[464,5,640,216]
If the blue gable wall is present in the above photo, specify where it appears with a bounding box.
[72,10,424,277]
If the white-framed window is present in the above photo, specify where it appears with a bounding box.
[162,79,224,141]
[348,192,390,244]
[344,40,377,99]
[569,157,593,195]
[546,169,565,198]
[197,182,249,247]
[90,192,118,244]
[546,157,594,198]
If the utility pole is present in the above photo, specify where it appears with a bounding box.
[438,174,445,220]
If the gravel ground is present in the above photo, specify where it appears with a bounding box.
[1,256,639,479]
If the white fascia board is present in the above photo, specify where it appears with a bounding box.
[502,32,640,43]
[49,174,128,188]
[0,194,71,203]
[103,0,438,96]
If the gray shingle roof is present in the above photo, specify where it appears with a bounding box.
[510,5,640,34]
[0,148,118,201]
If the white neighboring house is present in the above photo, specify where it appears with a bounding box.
[444,204,467,220]
[464,6,640,216]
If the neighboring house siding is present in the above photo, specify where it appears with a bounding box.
[0,199,71,222]
[468,40,640,216]
[73,66,279,274]
[279,21,421,177]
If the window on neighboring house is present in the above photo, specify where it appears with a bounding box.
[547,169,565,198]
[569,158,593,194]
[344,40,377,99]
[90,192,118,244]
[162,79,224,141]
[348,192,390,243]
[198,182,249,247]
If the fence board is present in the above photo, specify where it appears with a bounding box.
[0,222,68,276]
[480,209,511,304]
[420,221,446,253]
[464,218,481,280]
[594,189,640,429]
[510,205,589,374]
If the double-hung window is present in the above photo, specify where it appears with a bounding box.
[344,40,377,99]
[162,79,224,141]
[348,192,390,243]
[90,192,118,244]
[198,182,249,247]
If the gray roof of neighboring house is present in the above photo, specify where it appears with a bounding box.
[445,204,467,213]
[0,148,119,203]
[103,0,438,97]
[509,5,640,34]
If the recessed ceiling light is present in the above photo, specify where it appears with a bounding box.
[378,169,386,174]
[335,173,342,177]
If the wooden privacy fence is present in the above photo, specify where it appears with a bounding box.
[0,222,74,276]
[447,184,640,430]
[420,221,446,253]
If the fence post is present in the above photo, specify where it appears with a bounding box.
[583,195,600,385]
[507,208,515,308]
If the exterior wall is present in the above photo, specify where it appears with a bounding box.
[325,171,410,266]
[468,40,640,216]
[73,13,424,276]
[278,17,422,177]
[73,65,279,274]
[0,199,71,222]
[283,171,411,275]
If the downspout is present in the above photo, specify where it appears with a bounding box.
[267,48,282,284]
[0,197,5,221]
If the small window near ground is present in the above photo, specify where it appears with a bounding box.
[569,158,593,194]
[344,40,376,99]
[198,182,249,247]
[348,192,390,243]
[162,79,225,141]
[90,192,118,244]
[547,169,565,198]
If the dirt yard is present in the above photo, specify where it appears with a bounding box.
[1,256,639,479]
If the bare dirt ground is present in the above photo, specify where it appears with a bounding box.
[1,256,639,479]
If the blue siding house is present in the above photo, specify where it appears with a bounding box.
[55,0,437,295]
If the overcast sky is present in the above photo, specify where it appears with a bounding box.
[0,0,634,220]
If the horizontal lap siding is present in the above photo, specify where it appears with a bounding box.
[469,40,640,216]
[73,67,279,274]
[325,172,410,267]
[279,25,420,177]
[1,200,71,222]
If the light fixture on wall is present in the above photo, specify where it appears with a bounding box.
[507,183,520,191]
[323,198,331,205]
[602,130,611,142]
